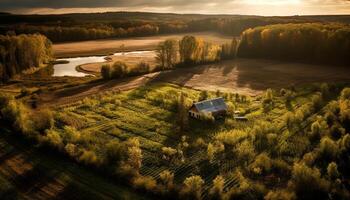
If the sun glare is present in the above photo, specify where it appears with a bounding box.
[243,0,301,5]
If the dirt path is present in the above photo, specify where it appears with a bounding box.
[53,32,233,58]
[0,127,150,200]
[39,58,350,107]
[39,72,161,107]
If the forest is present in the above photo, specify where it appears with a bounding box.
[238,23,350,64]
[0,12,318,42]
[0,34,52,82]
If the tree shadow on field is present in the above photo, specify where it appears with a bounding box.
[11,161,63,196]
[234,58,350,92]
[149,64,209,87]
[221,60,236,76]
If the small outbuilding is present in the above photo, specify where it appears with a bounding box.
[189,97,228,119]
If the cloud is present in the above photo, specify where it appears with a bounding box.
[1,0,349,15]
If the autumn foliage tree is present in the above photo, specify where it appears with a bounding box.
[238,23,350,65]
[0,34,52,82]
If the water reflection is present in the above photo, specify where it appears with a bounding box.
[52,51,155,77]
[53,56,106,77]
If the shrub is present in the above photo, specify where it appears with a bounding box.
[207,143,215,163]
[105,139,124,164]
[32,109,54,132]
[250,153,272,175]
[312,94,323,112]
[262,89,274,112]
[193,138,206,149]
[271,159,292,176]
[181,175,205,200]
[264,189,296,200]
[44,129,63,150]
[132,176,157,192]
[339,99,350,126]
[162,146,177,162]
[111,61,128,78]
[101,64,111,79]
[216,129,250,146]
[201,112,215,123]
[234,140,256,163]
[159,170,175,192]
[310,121,321,138]
[289,162,330,200]
[209,175,224,200]
[302,151,318,166]
[125,138,142,172]
[198,91,208,101]
[101,61,129,79]
[64,143,80,158]
[327,162,340,180]
[224,169,251,200]
[79,149,99,167]
[1,99,33,134]
[62,126,81,143]
[340,88,350,100]
[339,134,350,152]
[329,124,345,140]
[319,137,339,160]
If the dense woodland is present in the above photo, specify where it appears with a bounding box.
[238,23,350,64]
[0,34,52,82]
[0,12,316,42]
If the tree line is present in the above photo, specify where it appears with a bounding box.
[0,34,53,82]
[1,15,309,43]
[10,24,160,43]
[238,23,350,64]
[157,36,238,69]
[101,36,238,80]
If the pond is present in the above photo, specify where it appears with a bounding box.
[52,51,155,77]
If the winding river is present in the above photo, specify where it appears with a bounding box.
[52,51,155,77]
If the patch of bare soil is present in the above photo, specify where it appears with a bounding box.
[39,72,161,107]
[150,58,350,96]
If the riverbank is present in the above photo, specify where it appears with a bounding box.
[78,51,157,74]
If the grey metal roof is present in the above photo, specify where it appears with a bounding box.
[193,97,227,113]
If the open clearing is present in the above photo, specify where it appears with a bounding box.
[53,32,233,58]
[39,58,350,107]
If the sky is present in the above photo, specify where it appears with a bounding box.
[1,0,350,16]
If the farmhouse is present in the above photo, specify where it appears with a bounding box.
[189,97,228,119]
